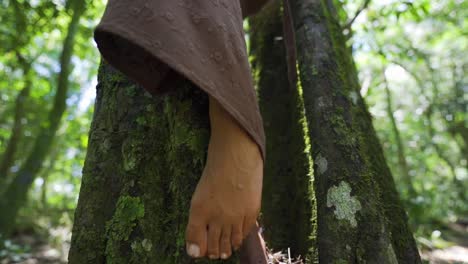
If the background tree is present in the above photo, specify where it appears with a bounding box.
[250,2,316,261]
[0,0,87,237]
[352,0,467,228]
[291,0,420,262]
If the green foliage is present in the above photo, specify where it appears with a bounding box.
[0,0,105,259]
[347,0,467,236]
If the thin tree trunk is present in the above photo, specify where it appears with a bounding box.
[250,2,316,261]
[0,0,85,236]
[0,80,31,183]
[291,0,420,262]
[393,61,465,198]
[382,70,416,197]
[69,60,239,263]
[39,147,60,210]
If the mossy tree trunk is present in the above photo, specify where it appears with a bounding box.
[68,60,239,263]
[291,0,421,263]
[249,2,317,261]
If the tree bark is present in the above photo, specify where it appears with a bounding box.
[250,2,317,261]
[0,0,85,236]
[291,0,420,262]
[68,60,240,263]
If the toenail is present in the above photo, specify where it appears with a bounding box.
[221,253,228,259]
[209,254,217,259]
[187,243,200,258]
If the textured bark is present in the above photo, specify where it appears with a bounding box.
[250,2,317,261]
[68,60,239,263]
[0,0,85,236]
[291,0,421,263]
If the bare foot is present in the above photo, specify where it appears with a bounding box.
[185,96,263,260]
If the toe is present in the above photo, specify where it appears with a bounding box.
[186,214,208,258]
[231,223,243,251]
[207,223,221,259]
[219,225,232,259]
[242,215,257,239]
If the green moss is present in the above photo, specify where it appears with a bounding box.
[125,84,138,97]
[136,116,147,126]
[121,139,142,171]
[334,259,348,264]
[105,196,145,263]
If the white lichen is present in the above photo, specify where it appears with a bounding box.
[387,244,398,264]
[326,181,361,227]
[315,153,328,174]
[317,96,332,109]
[131,241,138,251]
[349,91,359,105]
[142,239,152,252]
[131,239,153,253]
[121,139,139,171]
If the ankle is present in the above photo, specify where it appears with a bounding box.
[208,97,261,159]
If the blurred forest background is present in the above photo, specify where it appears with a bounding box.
[0,0,466,263]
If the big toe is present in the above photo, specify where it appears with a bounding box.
[186,215,208,258]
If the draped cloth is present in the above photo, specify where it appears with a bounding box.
[94,0,267,160]
[93,0,270,262]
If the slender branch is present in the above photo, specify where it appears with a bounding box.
[382,66,416,196]
[390,61,461,187]
[344,0,371,29]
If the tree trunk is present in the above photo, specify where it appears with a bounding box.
[69,60,239,263]
[0,0,85,236]
[250,2,316,261]
[0,52,32,185]
[291,0,421,262]
[0,81,31,184]
[394,61,465,201]
[382,69,416,197]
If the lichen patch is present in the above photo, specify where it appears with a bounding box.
[326,181,361,227]
[349,91,359,105]
[387,244,398,264]
[315,153,328,174]
[142,239,152,252]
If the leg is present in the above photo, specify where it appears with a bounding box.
[185,96,264,259]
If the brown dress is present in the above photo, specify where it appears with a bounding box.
[94,0,269,160]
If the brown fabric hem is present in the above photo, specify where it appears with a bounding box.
[94,24,266,161]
